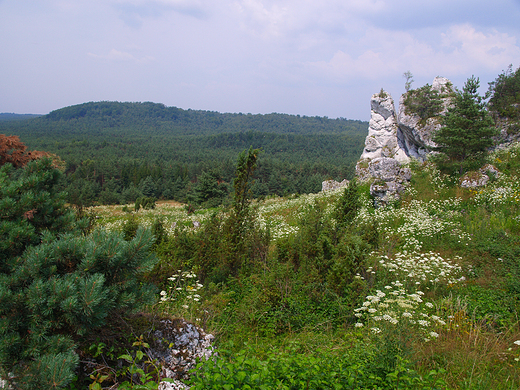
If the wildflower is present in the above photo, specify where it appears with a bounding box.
[429,331,439,338]
[402,312,413,318]
[514,340,520,346]
[371,327,381,334]
[355,322,364,328]
[425,302,434,308]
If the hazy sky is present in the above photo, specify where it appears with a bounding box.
[2,0,520,120]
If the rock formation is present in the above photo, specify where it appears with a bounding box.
[356,77,454,202]
[149,319,215,389]
[322,179,349,192]
[397,76,452,161]
[359,90,408,163]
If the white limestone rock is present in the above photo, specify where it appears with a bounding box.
[357,77,454,202]
[322,179,349,192]
[148,318,215,388]
[367,157,411,202]
[360,90,408,163]
[460,164,501,188]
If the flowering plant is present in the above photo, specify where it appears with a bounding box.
[159,269,204,323]
[354,284,446,342]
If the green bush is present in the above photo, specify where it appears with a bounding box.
[0,159,158,389]
[403,84,446,123]
[188,345,447,389]
[134,196,157,211]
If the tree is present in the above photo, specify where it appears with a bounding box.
[191,170,228,207]
[0,157,158,389]
[403,71,414,92]
[334,178,360,230]
[487,64,520,121]
[232,147,262,220]
[432,76,497,175]
[224,147,262,274]
[0,134,48,168]
[403,83,444,122]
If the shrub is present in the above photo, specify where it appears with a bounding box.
[0,159,158,389]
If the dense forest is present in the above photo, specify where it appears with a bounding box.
[0,102,367,207]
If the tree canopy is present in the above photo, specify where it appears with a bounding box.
[0,102,367,206]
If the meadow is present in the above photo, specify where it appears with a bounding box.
[84,142,520,389]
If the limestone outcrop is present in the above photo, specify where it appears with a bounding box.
[356,77,454,202]
[322,179,349,192]
[459,164,501,188]
[359,90,408,163]
[396,77,452,161]
[149,319,215,389]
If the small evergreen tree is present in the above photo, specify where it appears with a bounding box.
[134,196,157,211]
[224,147,262,275]
[432,76,497,175]
[192,170,228,207]
[0,157,158,389]
[403,83,444,122]
[334,178,360,230]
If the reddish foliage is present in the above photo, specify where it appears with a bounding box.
[23,209,37,220]
[0,134,49,167]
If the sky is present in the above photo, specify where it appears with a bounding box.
[1,0,520,121]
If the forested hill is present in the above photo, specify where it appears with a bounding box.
[0,113,41,121]
[0,101,368,207]
[37,101,367,136]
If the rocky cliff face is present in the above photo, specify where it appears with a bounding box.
[357,77,454,202]
[359,90,408,163]
[397,76,452,161]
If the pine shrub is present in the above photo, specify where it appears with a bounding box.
[0,158,158,389]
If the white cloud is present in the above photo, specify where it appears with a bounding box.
[303,23,520,88]
[441,24,520,70]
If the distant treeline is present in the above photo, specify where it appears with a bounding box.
[0,101,368,207]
